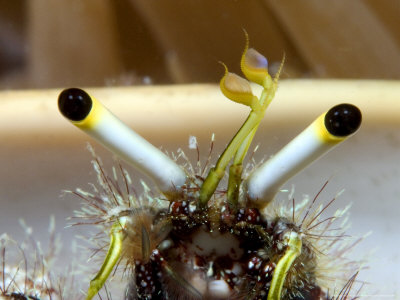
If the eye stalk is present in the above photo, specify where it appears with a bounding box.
[246,103,362,208]
[58,88,187,196]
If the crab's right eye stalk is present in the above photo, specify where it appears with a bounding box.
[246,103,362,208]
[58,88,93,122]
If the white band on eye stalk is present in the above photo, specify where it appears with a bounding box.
[246,104,361,208]
[58,88,187,195]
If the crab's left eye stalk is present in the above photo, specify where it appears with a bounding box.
[58,88,187,196]
[246,103,362,208]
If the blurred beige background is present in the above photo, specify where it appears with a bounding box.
[0,0,399,298]
[0,0,400,89]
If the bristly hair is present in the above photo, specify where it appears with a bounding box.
[67,139,219,279]
[67,144,172,275]
[262,180,366,299]
[66,141,365,299]
[329,272,362,300]
[0,219,81,300]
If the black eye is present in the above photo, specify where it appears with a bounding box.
[58,88,92,121]
[324,103,362,137]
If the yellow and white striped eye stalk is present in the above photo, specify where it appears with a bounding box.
[246,103,362,208]
[58,88,187,196]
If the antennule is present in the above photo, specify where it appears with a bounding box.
[246,103,361,208]
[58,88,187,195]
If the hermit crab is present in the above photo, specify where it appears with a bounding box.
[58,38,362,300]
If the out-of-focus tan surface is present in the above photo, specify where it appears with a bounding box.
[1,0,400,89]
[0,81,399,136]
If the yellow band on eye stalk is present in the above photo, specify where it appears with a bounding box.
[71,95,105,130]
[314,114,345,144]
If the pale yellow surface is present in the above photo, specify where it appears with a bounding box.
[0,80,399,136]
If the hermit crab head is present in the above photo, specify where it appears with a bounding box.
[58,36,362,300]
